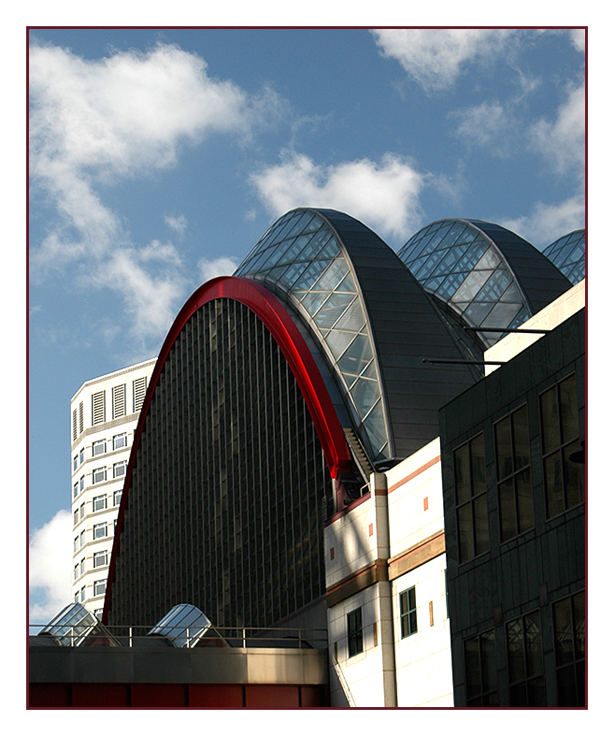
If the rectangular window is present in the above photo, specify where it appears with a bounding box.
[133,376,147,413]
[91,390,106,425]
[454,434,489,562]
[92,494,107,512]
[93,522,107,540]
[80,530,85,548]
[74,592,79,603]
[73,510,79,525]
[540,374,583,518]
[93,579,106,597]
[92,467,107,484]
[495,405,534,541]
[93,550,108,568]
[80,557,86,575]
[92,439,106,457]
[79,447,84,465]
[347,607,363,658]
[464,629,498,706]
[79,503,85,519]
[73,536,79,553]
[553,591,585,706]
[113,433,128,450]
[112,383,126,419]
[400,586,418,638]
[79,475,85,491]
[80,586,86,602]
[73,563,79,580]
[113,489,122,506]
[113,461,126,478]
[73,455,78,471]
[506,610,546,705]
[73,482,78,499]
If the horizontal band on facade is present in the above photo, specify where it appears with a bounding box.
[386,456,441,494]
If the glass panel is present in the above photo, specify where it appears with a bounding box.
[554,599,573,665]
[311,259,349,292]
[563,441,584,507]
[453,269,493,303]
[475,268,512,301]
[527,677,546,706]
[470,435,486,493]
[337,333,373,376]
[313,292,356,329]
[544,452,564,518]
[361,400,388,455]
[516,468,534,533]
[454,444,471,504]
[474,494,489,555]
[333,298,364,332]
[464,637,481,698]
[506,617,525,682]
[350,377,379,417]
[311,234,340,261]
[463,300,497,326]
[301,291,330,316]
[559,375,579,443]
[499,479,516,541]
[495,417,513,479]
[279,261,309,289]
[458,503,473,561]
[289,260,330,291]
[324,329,356,360]
[438,272,465,300]
[480,300,524,330]
[512,406,530,468]
[334,273,357,293]
[573,592,585,657]
[525,611,543,678]
[481,630,497,692]
[540,387,559,454]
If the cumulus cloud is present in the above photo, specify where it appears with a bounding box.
[199,256,239,282]
[251,151,424,240]
[569,29,585,53]
[500,195,585,247]
[530,82,585,180]
[452,102,514,153]
[29,42,273,345]
[29,510,73,623]
[371,29,511,92]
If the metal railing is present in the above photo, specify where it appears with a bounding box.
[29,623,329,649]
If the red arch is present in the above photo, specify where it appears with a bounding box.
[103,276,352,623]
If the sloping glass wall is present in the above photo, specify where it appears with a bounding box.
[543,229,585,284]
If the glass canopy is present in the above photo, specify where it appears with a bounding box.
[147,603,212,648]
[235,208,389,460]
[543,229,585,284]
[398,219,532,346]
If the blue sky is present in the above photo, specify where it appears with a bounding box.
[27,27,585,620]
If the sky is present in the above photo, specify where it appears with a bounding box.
[26,26,586,623]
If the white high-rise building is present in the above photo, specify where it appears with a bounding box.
[70,358,157,618]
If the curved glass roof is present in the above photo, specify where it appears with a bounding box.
[397,218,571,346]
[543,229,585,284]
[235,208,389,460]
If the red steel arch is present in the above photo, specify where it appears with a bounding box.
[103,276,352,623]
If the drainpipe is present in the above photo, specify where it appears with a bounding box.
[371,472,398,707]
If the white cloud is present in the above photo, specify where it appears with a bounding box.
[371,29,511,92]
[500,194,585,247]
[530,82,585,180]
[251,151,424,240]
[29,42,276,345]
[452,102,513,153]
[29,510,73,623]
[569,29,585,53]
[199,256,239,282]
[165,214,188,235]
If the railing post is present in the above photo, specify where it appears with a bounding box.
[186,627,189,648]
[129,626,133,648]
[242,627,246,648]
[70,626,74,647]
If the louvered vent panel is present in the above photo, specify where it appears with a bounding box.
[112,384,126,419]
[78,401,84,434]
[133,377,147,413]
[91,391,106,425]
[72,409,77,441]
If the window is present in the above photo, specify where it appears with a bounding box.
[93,579,106,597]
[540,373,583,517]
[79,475,85,491]
[454,434,489,562]
[91,390,106,425]
[347,607,363,658]
[73,536,79,553]
[93,494,107,512]
[80,586,86,602]
[78,401,84,434]
[72,408,77,442]
[93,550,108,568]
[93,522,107,540]
[79,503,85,519]
[112,383,126,419]
[133,376,147,413]
[80,557,86,576]
[464,629,498,706]
[92,467,107,484]
[74,592,79,603]
[79,447,84,465]
[73,563,79,580]
[113,433,128,450]
[80,530,85,548]
[73,454,78,471]
[73,510,79,525]
[113,461,126,479]
[400,586,418,638]
[506,611,545,705]
[92,439,106,457]
[495,405,534,541]
[73,482,78,499]
[553,591,585,706]
[94,609,103,620]
[113,489,122,506]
